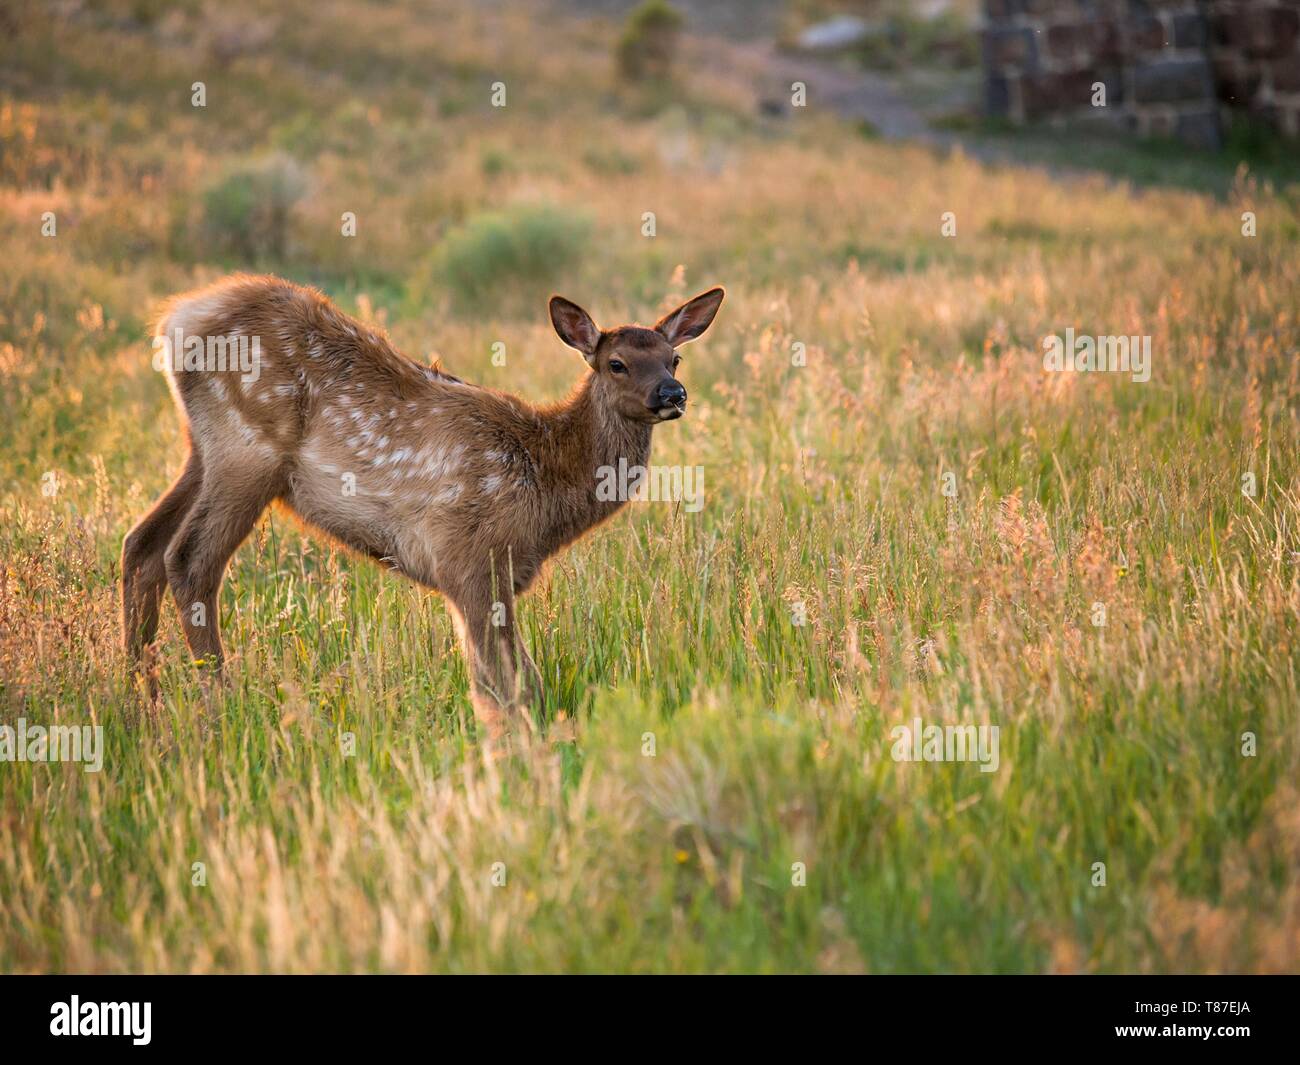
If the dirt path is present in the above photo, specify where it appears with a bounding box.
[560,0,953,143]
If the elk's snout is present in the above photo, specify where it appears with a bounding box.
[652,380,687,420]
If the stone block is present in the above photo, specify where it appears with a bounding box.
[1133,55,1214,102]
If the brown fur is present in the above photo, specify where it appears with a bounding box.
[121,273,724,733]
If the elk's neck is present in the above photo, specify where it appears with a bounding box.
[536,375,653,527]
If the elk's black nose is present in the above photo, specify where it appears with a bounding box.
[657,381,687,407]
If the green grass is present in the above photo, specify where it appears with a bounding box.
[931,113,1300,198]
[0,0,1298,973]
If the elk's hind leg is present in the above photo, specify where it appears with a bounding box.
[164,473,281,672]
[122,448,203,664]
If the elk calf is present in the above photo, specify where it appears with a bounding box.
[122,274,724,732]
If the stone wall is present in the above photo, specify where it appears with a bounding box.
[982,1,1300,147]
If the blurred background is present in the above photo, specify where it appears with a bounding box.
[2,1,1299,974]
[5,1,1296,338]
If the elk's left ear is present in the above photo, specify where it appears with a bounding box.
[654,287,725,347]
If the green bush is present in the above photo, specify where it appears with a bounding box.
[479,146,514,178]
[616,0,683,83]
[200,153,306,262]
[428,204,592,310]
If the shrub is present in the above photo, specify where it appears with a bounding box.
[480,146,514,178]
[427,204,591,310]
[200,153,306,262]
[616,0,683,83]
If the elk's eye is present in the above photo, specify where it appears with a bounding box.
[608,359,628,375]
[672,354,682,369]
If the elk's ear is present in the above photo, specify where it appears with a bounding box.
[549,296,601,365]
[654,287,725,347]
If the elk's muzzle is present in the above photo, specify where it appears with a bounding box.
[652,380,687,420]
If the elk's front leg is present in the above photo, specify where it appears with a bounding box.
[446,576,539,739]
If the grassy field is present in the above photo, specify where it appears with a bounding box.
[2,0,1298,973]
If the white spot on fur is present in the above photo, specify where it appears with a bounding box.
[414,444,463,482]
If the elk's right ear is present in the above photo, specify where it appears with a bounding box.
[549,296,601,366]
